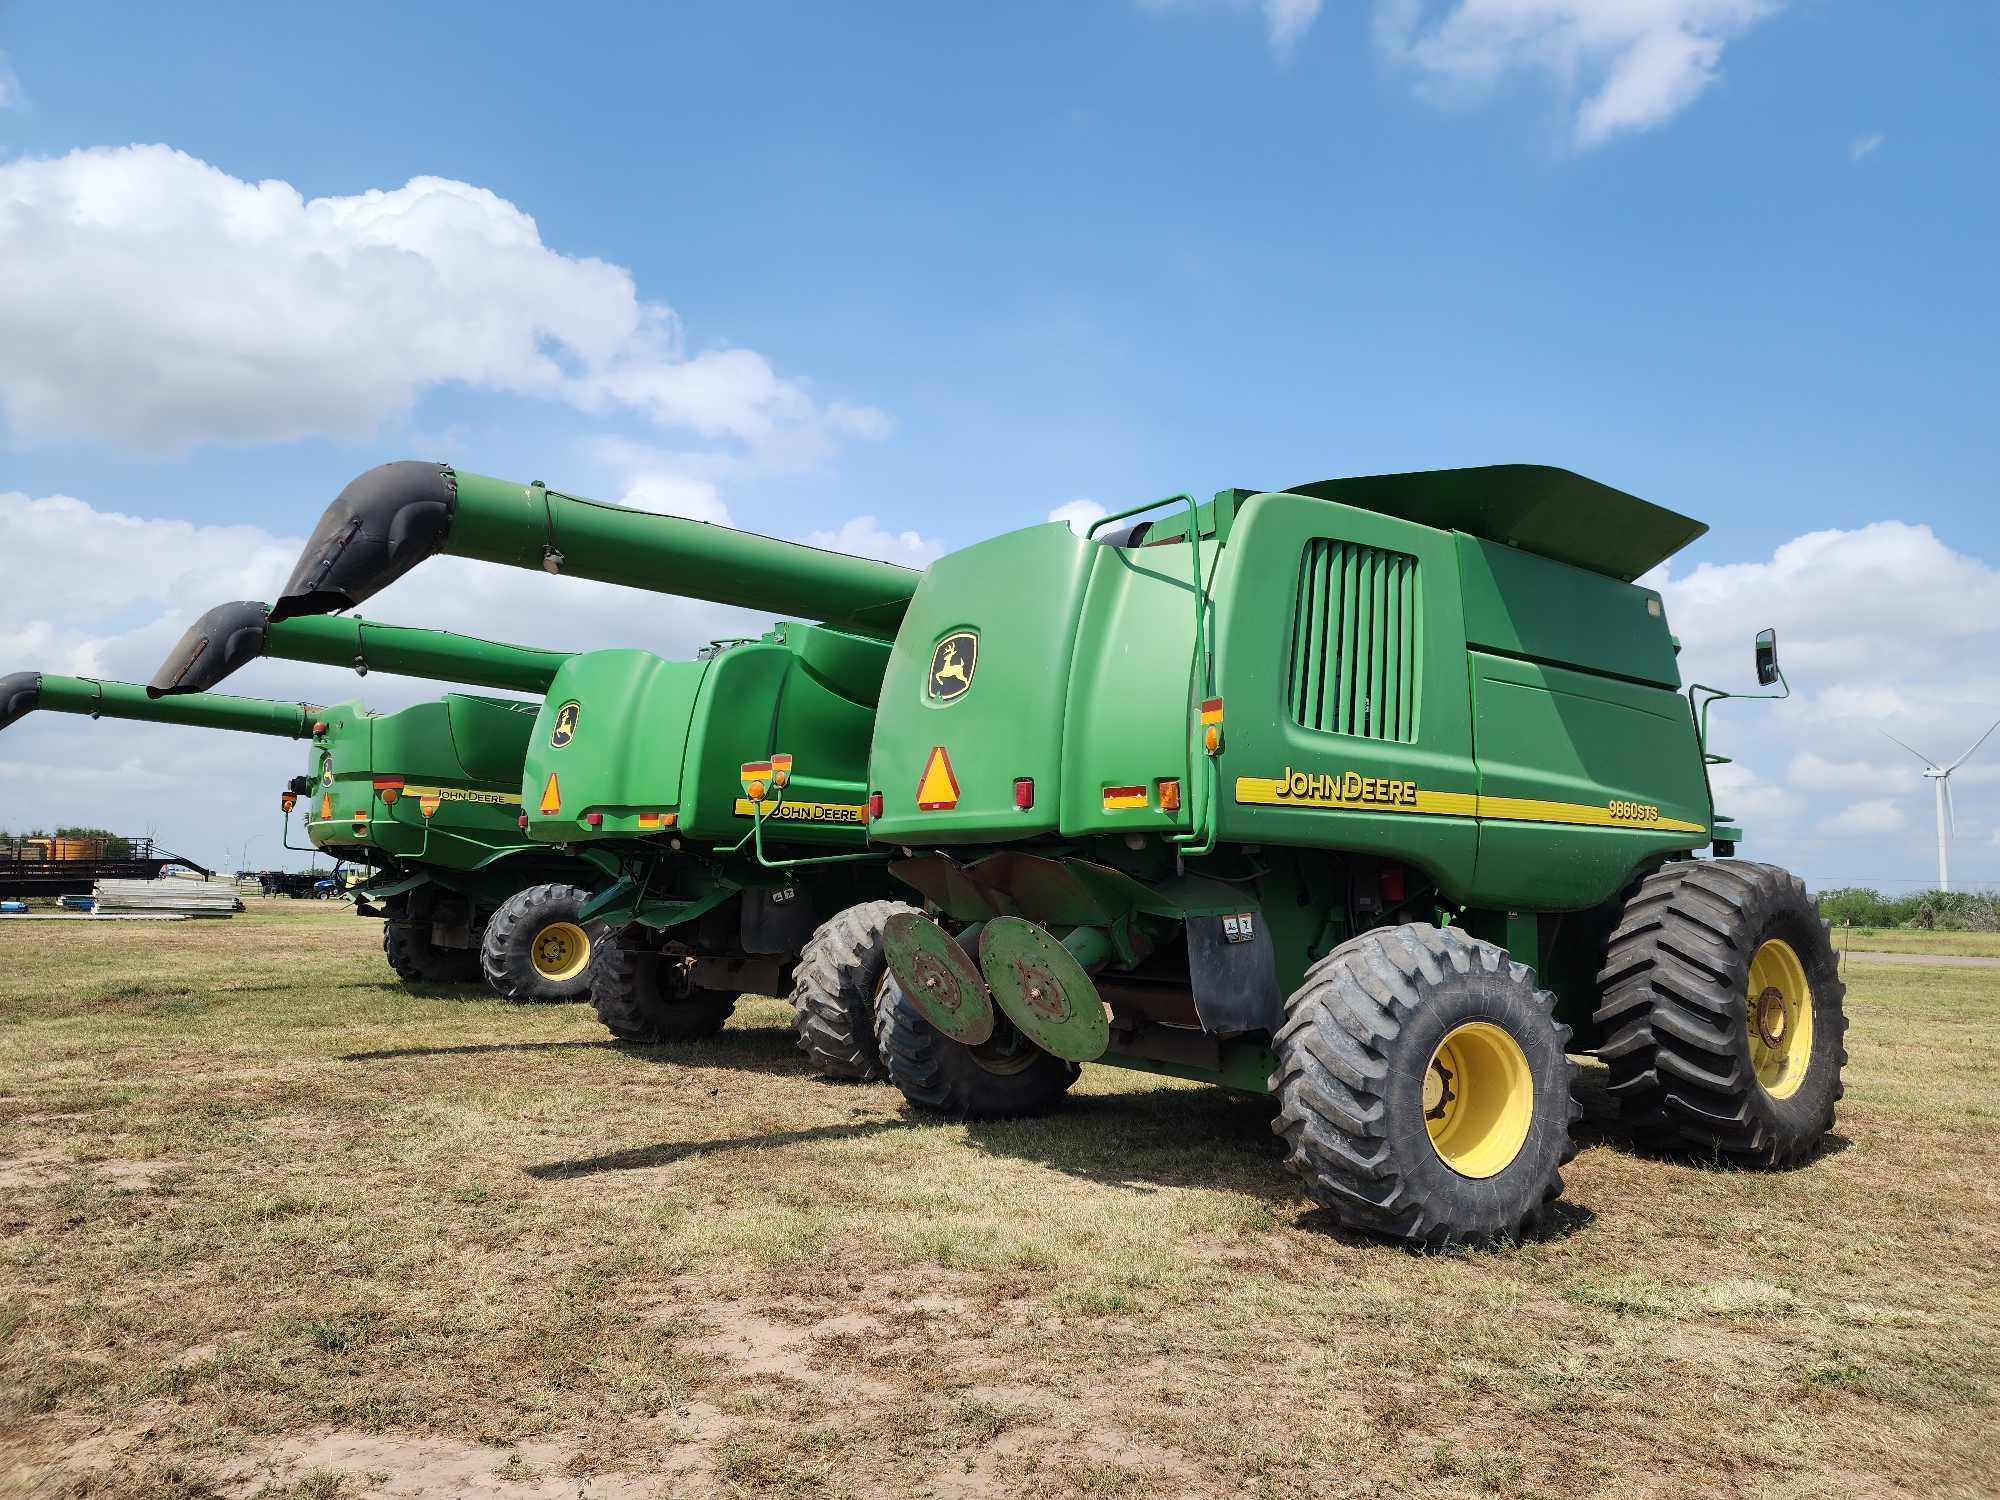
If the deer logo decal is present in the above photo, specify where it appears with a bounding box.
[550,701,581,748]
[928,633,978,702]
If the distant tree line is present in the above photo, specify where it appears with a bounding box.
[1817,887,2000,931]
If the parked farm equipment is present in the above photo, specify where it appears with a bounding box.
[201,462,923,1067]
[218,460,1844,1245]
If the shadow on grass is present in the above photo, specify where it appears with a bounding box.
[525,1119,915,1179]
[340,1021,812,1077]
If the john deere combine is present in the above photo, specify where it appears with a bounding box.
[179,463,918,1070]
[227,460,1843,1247]
[148,606,608,1002]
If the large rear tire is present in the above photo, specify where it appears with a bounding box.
[789,900,916,1080]
[875,972,1078,1119]
[480,883,600,1004]
[588,932,737,1043]
[1271,923,1576,1248]
[382,920,481,986]
[1594,859,1846,1165]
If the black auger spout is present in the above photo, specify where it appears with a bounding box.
[272,461,459,623]
[150,600,575,698]
[0,672,42,732]
[265,462,921,638]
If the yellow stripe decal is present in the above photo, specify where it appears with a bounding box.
[733,797,867,826]
[1233,775,1702,833]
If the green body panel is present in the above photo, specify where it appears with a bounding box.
[1208,493,1481,900]
[523,649,705,840]
[872,525,1097,842]
[31,676,315,737]
[1058,539,1204,841]
[521,623,885,852]
[267,614,573,695]
[1456,537,1680,689]
[448,470,918,638]
[867,466,1725,1085]
[1466,653,1711,909]
[306,695,543,877]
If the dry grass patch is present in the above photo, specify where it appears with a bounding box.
[1832,927,2000,958]
[0,903,1994,1499]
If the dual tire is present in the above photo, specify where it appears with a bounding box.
[382,919,482,986]
[587,933,739,1043]
[1593,859,1845,1166]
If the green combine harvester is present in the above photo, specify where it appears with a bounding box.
[147,606,608,1001]
[235,460,1845,1247]
[175,463,919,1071]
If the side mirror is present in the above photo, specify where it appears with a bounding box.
[1754,627,1780,687]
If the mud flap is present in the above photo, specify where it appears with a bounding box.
[739,883,818,956]
[1185,912,1283,1036]
[429,893,475,951]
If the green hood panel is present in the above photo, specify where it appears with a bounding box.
[522,649,707,840]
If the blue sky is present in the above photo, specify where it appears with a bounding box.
[2,1,1997,887]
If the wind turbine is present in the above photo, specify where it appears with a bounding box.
[1881,716,2000,892]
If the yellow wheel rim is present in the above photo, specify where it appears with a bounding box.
[1746,937,1813,1099]
[1424,1022,1534,1179]
[531,921,591,983]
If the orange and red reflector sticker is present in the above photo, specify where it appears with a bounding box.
[419,795,440,819]
[539,773,562,815]
[1158,778,1182,812]
[638,810,677,829]
[741,760,772,800]
[1102,785,1148,811]
[770,753,793,789]
[1201,697,1225,755]
[319,793,333,820]
[916,746,959,811]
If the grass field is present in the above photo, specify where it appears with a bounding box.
[1831,927,2000,958]
[1,902,1995,1500]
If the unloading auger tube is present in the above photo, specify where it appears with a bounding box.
[267,462,920,635]
[0,673,319,739]
[149,601,577,699]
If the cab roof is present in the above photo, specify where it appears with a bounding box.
[1284,464,1706,582]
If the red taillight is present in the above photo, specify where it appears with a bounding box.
[1013,777,1035,810]
[583,812,604,828]
[868,791,884,821]
[518,814,529,830]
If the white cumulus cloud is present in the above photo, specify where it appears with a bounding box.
[1049,499,1108,532]
[803,517,946,569]
[0,145,887,460]
[1822,799,1907,837]
[1374,0,1781,146]
[1648,519,2000,886]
